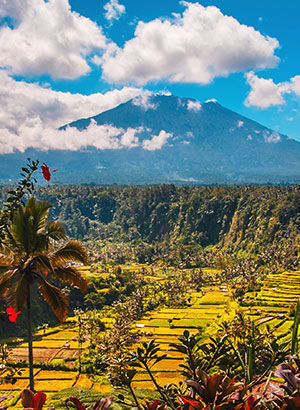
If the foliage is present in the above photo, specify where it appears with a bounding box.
[9,184,298,266]
[67,395,113,410]
[0,159,39,244]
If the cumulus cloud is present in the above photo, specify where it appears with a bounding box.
[0,0,107,79]
[245,71,285,108]
[187,100,202,112]
[0,120,145,153]
[101,2,279,85]
[245,72,300,109]
[0,70,144,128]
[264,130,281,143]
[120,127,143,147]
[142,130,173,151]
[131,91,158,110]
[281,76,300,96]
[104,0,125,23]
[0,70,147,153]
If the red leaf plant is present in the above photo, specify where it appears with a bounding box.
[141,400,167,410]
[20,389,50,410]
[68,396,113,410]
[41,163,57,182]
[6,305,21,323]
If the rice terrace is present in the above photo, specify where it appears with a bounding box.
[2,1,300,409]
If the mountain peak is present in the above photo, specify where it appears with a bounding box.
[1,95,300,185]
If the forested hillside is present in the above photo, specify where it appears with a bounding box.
[1,184,299,257]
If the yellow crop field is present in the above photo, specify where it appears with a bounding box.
[0,378,29,391]
[152,360,181,371]
[34,379,74,392]
[19,340,65,349]
[35,370,76,380]
[74,374,93,388]
[133,372,183,389]
[1,268,238,394]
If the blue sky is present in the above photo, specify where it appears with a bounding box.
[0,0,300,153]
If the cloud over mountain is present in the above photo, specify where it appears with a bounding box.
[0,70,144,153]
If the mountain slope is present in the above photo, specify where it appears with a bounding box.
[1,94,300,184]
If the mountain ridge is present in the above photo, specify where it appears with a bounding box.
[1,94,300,184]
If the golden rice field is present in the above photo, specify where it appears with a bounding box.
[2,264,300,399]
[131,283,236,389]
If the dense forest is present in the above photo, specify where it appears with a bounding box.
[1,184,300,259]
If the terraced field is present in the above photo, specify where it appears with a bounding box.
[0,322,102,396]
[243,270,300,315]
[241,270,300,340]
[131,285,237,389]
[3,266,300,399]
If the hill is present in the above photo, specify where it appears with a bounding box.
[1,94,300,184]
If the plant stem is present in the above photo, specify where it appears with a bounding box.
[145,363,176,410]
[129,384,142,410]
[27,287,34,392]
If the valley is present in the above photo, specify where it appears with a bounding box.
[2,263,300,408]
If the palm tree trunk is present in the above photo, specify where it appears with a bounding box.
[27,287,34,391]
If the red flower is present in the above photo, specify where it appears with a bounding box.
[41,163,57,182]
[6,306,21,323]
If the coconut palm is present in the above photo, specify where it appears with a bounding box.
[0,197,89,391]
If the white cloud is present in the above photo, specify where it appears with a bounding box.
[187,100,202,112]
[263,130,281,143]
[132,91,158,110]
[245,71,285,108]
[0,70,143,128]
[104,0,125,23]
[0,70,146,153]
[237,120,244,128]
[281,75,300,96]
[245,72,300,109]
[142,130,173,151]
[185,131,194,138]
[0,119,145,153]
[205,98,217,103]
[0,0,107,79]
[101,2,279,85]
[120,127,143,148]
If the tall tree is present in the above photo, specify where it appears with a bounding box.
[0,197,88,391]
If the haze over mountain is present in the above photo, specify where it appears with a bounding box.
[2,94,300,185]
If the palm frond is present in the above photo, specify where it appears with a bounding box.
[8,273,29,312]
[37,276,69,322]
[9,206,28,253]
[26,197,52,236]
[51,240,89,265]
[47,221,66,241]
[0,269,15,297]
[9,198,52,254]
[25,253,54,275]
[0,254,13,274]
[52,266,88,293]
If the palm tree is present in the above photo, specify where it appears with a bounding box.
[0,197,89,391]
